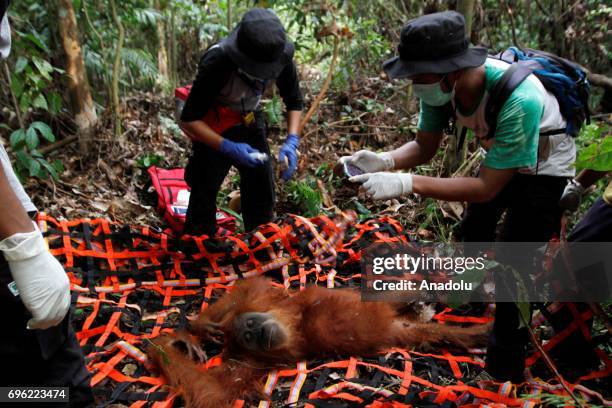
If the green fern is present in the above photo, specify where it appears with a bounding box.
[120,48,158,85]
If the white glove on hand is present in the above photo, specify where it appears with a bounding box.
[559,179,585,212]
[350,172,413,200]
[338,150,395,173]
[0,224,70,330]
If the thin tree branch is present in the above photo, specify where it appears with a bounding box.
[298,34,341,134]
[82,0,106,50]
[108,0,125,140]
[501,0,519,46]
[2,60,24,130]
[519,311,586,408]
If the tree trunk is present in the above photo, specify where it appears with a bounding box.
[168,5,177,90]
[57,0,97,156]
[109,0,125,140]
[153,0,169,88]
[457,0,475,39]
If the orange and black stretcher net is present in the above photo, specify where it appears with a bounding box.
[36,212,611,407]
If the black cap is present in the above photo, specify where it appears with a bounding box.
[0,0,10,21]
[383,11,487,79]
[223,8,294,80]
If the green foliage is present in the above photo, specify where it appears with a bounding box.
[356,98,385,114]
[264,94,283,126]
[348,198,372,221]
[10,121,62,179]
[419,198,450,241]
[286,177,323,217]
[10,52,64,117]
[136,152,164,168]
[575,123,612,171]
[3,14,65,181]
[120,48,158,86]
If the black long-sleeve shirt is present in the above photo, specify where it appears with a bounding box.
[180,45,303,122]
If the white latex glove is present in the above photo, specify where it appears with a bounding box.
[0,223,70,330]
[559,179,585,212]
[338,150,395,173]
[350,172,413,200]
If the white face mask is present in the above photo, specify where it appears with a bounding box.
[0,14,11,59]
[412,75,455,106]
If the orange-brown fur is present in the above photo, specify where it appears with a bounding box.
[147,277,489,407]
[147,334,266,407]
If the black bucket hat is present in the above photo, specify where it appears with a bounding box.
[223,8,294,80]
[383,11,487,79]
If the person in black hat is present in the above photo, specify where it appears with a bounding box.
[179,8,303,237]
[0,2,94,405]
[341,11,576,382]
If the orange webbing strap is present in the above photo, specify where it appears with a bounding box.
[389,348,412,395]
[410,350,484,369]
[433,307,494,325]
[305,354,523,406]
[151,393,178,408]
[129,384,162,408]
[442,350,464,378]
[286,362,309,404]
[526,307,594,366]
[257,370,280,408]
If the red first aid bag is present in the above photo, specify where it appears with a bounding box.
[147,166,236,235]
[175,86,243,135]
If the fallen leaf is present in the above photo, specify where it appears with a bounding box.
[121,363,137,376]
[91,200,110,212]
[417,228,434,240]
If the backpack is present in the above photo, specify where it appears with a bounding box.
[456,47,591,155]
[486,47,591,139]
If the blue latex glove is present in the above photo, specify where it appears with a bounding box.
[278,133,299,181]
[219,139,266,168]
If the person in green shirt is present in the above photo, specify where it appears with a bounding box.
[341,11,576,382]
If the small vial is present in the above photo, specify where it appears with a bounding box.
[249,152,268,163]
[344,162,364,177]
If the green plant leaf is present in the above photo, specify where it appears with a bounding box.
[517,302,531,329]
[52,159,65,174]
[32,57,54,81]
[14,149,31,171]
[25,33,49,54]
[10,129,26,148]
[32,94,49,111]
[136,153,163,168]
[29,149,44,159]
[15,57,28,73]
[39,158,59,180]
[10,74,23,97]
[31,121,55,142]
[264,95,282,126]
[25,126,40,149]
[48,93,62,115]
[576,136,612,171]
[19,93,31,113]
[28,157,41,177]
